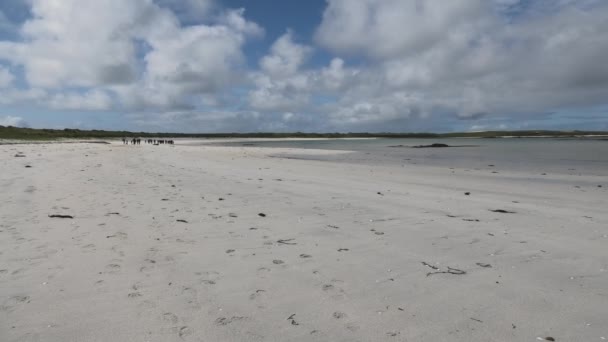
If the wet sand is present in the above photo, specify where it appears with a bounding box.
[1,141,607,341]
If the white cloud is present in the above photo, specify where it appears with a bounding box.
[260,31,312,78]
[249,32,314,111]
[1,0,608,132]
[0,115,28,127]
[0,88,48,105]
[310,0,608,127]
[315,0,487,60]
[0,65,14,87]
[48,90,113,111]
[0,0,261,112]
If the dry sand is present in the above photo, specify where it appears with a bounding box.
[1,141,607,341]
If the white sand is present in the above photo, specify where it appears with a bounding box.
[1,141,607,342]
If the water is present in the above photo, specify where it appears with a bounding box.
[212,138,608,176]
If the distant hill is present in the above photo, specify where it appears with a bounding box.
[1,125,607,140]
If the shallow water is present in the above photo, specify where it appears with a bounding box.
[214,138,608,176]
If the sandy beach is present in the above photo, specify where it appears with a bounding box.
[1,140,607,342]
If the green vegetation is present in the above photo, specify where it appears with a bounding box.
[1,125,607,141]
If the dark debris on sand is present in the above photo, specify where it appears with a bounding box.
[490,209,516,214]
[49,214,74,219]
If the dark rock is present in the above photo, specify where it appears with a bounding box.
[412,143,450,148]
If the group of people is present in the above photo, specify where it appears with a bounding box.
[121,138,174,145]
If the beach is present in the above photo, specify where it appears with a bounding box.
[1,140,607,341]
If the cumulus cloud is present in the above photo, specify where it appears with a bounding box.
[0,0,607,132]
[0,115,28,127]
[316,0,488,60]
[249,31,314,112]
[0,0,261,112]
[310,0,608,126]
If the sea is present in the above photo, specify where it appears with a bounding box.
[208,138,608,176]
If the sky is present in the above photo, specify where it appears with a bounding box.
[0,0,607,133]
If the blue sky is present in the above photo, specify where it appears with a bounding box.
[0,0,607,132]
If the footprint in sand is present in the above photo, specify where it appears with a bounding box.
[322,284,335,291]
[111,245,125,257]
[177,326,192,339]
[249,289,266,300]
[1,295,30,312]
[82,244,96,252]
[333,312,347,319]
[198,271,220,285]
[346,324,360,332]
[106,232,128,240]
[215,316,246,326]
[256,267,271,278]
[11,268,25,276]
[105,263,121,273]
[163,312,179,324]
[322,281,346,299]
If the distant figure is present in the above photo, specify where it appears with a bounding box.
[122,138,126,144]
